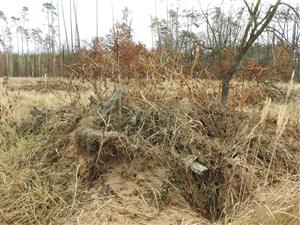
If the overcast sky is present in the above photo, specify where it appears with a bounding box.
[0,0,298,49]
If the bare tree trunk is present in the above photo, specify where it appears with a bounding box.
[56,0,63,76]
[96,0,99,37]
[154,0,162,48]
[70,0,74,52]
[221,60,240,104]
[56,0,61,53]
[73,0,80,50]
[16,31,20,76]
[61,0,70,52]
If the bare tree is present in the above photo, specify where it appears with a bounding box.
[267,4,300,81]
[42,2,57,76]
[221,0,281,104]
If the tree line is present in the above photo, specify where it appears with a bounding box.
[0,0,299,103]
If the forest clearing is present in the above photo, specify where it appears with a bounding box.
[1,0,300,224]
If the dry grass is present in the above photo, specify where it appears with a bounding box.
[232,178,300,225]
[1,90,92,118]
[0,76,300,225]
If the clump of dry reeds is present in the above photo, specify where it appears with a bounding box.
[232,177,300,225]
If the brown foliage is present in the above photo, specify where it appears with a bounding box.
[273,43,294,81]
[117,40,146,79]
[70,38,148,82]
[207,48,236,79]
[68,37,296,88]
[238,58,277,82]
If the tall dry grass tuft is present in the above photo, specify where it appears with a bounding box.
[265,71,295,186]
[233,177,300,225]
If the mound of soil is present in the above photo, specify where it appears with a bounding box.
[2,88,299,224]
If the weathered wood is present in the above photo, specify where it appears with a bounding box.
[89,89,125,115]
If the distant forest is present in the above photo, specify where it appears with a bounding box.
[0,0,299,83]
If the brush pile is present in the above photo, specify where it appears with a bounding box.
[0,82,299,225]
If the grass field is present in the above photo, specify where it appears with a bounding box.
[0,77,300,225]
